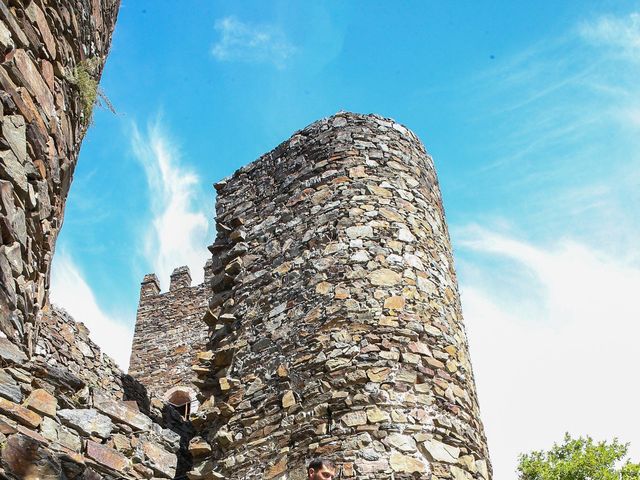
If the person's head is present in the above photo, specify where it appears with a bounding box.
[307,458,336,480]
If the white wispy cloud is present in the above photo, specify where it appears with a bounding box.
[451,12,640,477]
[471,10,640,159]
[131,120,211,290]
[50,251,133,370]
[579,11,640,133]
[212,16,296,68]
[579,12,640,56]
[457,226,640,479]
[457,9,640,256]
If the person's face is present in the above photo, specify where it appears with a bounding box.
[308,465,336,480]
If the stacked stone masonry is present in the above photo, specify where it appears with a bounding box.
[0,0,493,477]
[0,305,192,479]
[189,112,492,479]
[0,2,195,479]
[0,0,119,354]
[129,264,212,401]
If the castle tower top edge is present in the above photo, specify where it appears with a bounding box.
[138,261,217,300]
[213,111,429,191]
[169,265,193,291]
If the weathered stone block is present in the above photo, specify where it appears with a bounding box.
[143,441,177,478]
[23,388,57,417]
[0,396,42,428]
[93,389,151,431]
[1,432,61,478]
[86,440,129,472]
[0,369,22,403]
[58,408,113,438]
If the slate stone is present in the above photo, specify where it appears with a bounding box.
[420,438,460,463]
[188,436,212,457]
[0,396,41,428]
[1,432,62,479]
[23,388,57,417]
[389,452,425,474]
[159,427,181,452]
[93,389,151,431]
[31,360,85,391]
[1,115,26,163]
[86,440,129,472]
[450,465,474,480]
[342,411,367,427]
[386,433,417,453]
[368,268,402,286]
[0,20,14,52]
[12,49,55,118]
[0,369,22,403]
[2,242,22,276]
[142,441,177,478]
[0,150,27,197]
[57,409,113,438]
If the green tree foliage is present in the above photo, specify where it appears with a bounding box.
[518,433,640,480]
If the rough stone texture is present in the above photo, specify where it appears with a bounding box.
[37,306,133,401]
[0,304,194,479]
[189,112,492,479]
[129,264,211,402]
[0,4,197,478]
[0,0,120,355]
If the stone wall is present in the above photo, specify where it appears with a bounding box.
[1,305,191,479]
[38,306,139,403]
[0,2,196,479]
[129,264,212,402]
[0,3,493,478]
[0,0,119,354]
[189,113,492,479]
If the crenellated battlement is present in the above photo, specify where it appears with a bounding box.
[140,273,161,298]
[169,266,192,291]
[129,263,212,399]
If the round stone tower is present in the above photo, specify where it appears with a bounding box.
[190,112,491,479]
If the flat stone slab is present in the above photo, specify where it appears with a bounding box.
[0,397,42,429]
[86,440,129,472]
[58,408,113,438]
[0,369,22,403]
[143,441,177,478]
[0,338,27,364]
[93,389,152,431]
[23,388,57,417]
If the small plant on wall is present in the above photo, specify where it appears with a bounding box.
[71,57,116,123]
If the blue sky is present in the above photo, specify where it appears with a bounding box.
[50,2,640,478]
